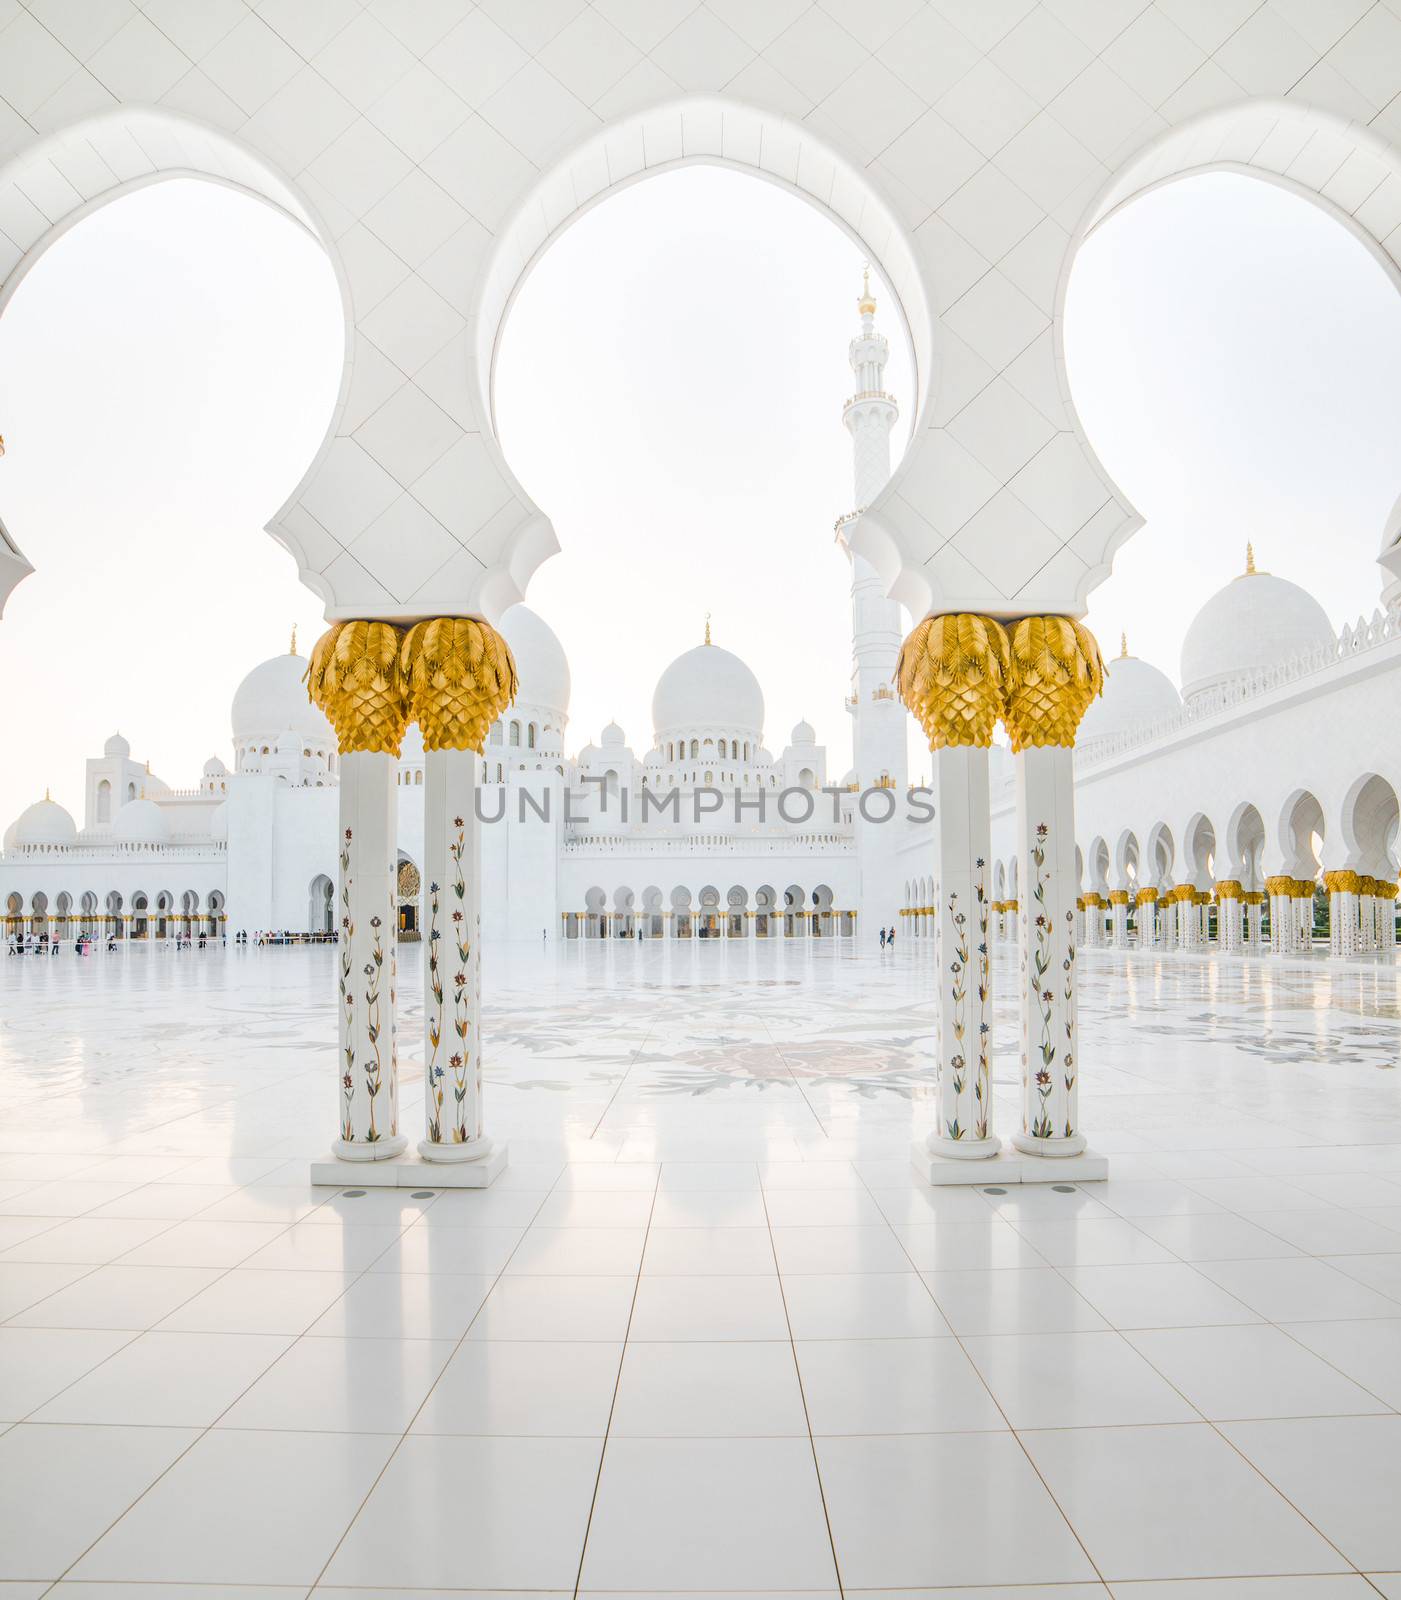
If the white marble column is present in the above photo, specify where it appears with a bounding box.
[1012,746,1086,1157]
[923,746,999,1159]
[1296,883,1316,952]
[334,751,406,1161]
[1110,891,1129,948]
[420,747,498,1167]
[1218,884,1243,952]
[1247,894,1264,949]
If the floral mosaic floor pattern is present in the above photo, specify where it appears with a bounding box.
[3,938,1401,1595]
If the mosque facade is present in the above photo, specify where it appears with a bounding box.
[898,540,1401,962]
[1,292,915,946]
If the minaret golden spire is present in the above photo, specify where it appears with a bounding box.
[704,612,711,646]
[1245,542,1256,576]
[44,786,50,802]
[858,264,876,316]
[290,624,298,654]
[1119,631,1129,658]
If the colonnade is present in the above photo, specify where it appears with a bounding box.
[1048,875,1398,958]
[307,617,516,1185]
[896,613,1104,1178]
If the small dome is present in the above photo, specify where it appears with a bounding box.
[208,802,228,843]
[791,718,816,745]
[104,732,130,759]
[11,796,77,847]
[1180,550,1333,701]
[1079,647,1181,742]
[202,755,227,777]
[653,641,764,737]
[601,720,625,745]
[113,797,169,845]
[232,650,334,744]
[498,604,570,715]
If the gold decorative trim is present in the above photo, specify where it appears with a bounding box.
[1003,616,1104,752]
[401,617,518,754]
[1215,880,1243,900]
[896,613,1011,750]
[307,621,409,755]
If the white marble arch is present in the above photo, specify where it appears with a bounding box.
[0,6,1399,627]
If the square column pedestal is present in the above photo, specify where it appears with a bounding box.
[912,1144,1108,1185]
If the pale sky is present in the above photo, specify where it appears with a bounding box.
[1,166,1399,831]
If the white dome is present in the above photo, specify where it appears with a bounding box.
[113,797,170,845]
[11,797,77,847]
[653,642,764,737]
[232,651,334,744]
[208,802,228,842]
[1079,649,1181,741]
[104,732,130,759]
[1181,556,1333,701]
[202,755,227,777]
[791,718,816,745]
[602,720,625,745]
[499,604,570,715]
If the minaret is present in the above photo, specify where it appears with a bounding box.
[839,269,906,794]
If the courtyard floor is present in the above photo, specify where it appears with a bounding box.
[3,938,1401,1596]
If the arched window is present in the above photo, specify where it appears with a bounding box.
[415,770,423,786]
[126,782,136,802]
[509,721,521,746]
[490,722,502,745]
[689,739,698,759]
[527,723,536,748]
[96,779,111,824]
[705,771,713,786]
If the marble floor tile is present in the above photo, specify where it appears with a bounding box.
[73,1429,396,1585]
[923,1267,1111,1335]
[220,1334,456,1433]
[324,1435,601,1589]
[34,1330,291,1427]
[0,1326,134,1419]
[1126,1323,1391,1419]
[611,1339,806,1436]
[0,1423,198,1579]
[8,1264,224,1330]
[412,1338,622,1435]
[796,1335,1006,1434]
[780,1271,953,1339]
[11,940,1401,1589]
[1021,1423,1350,1581]
[963,1329,1199,1429]
[1221,1415,1401,1571]
[816,1431,1096,1589]
[581,1437,837,1590]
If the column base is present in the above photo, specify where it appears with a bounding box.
[311,1142,509,1188]
[921,1132,1003,1161]
[329,1134,408,1163]
[417,1134,495,1164]
[912,1140,1107,1185]
[1011,1130,1087,1158]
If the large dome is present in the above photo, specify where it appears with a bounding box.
[1180,552,1333,701]
[232,650,334,744]
[499,604,570,714]
[653,642,765,737]
[1079,645,1181,742]
[113,797,170,845]
[10,796,77,847]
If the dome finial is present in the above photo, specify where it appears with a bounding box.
[704,611,711,646]
[1119,631,1129,658]
[1245,542,1256,576]
[44,786,50,802]
[290,624,298,655]
[858,264,876,317]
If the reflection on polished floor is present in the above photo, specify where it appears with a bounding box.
[4,939,1401,1596]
